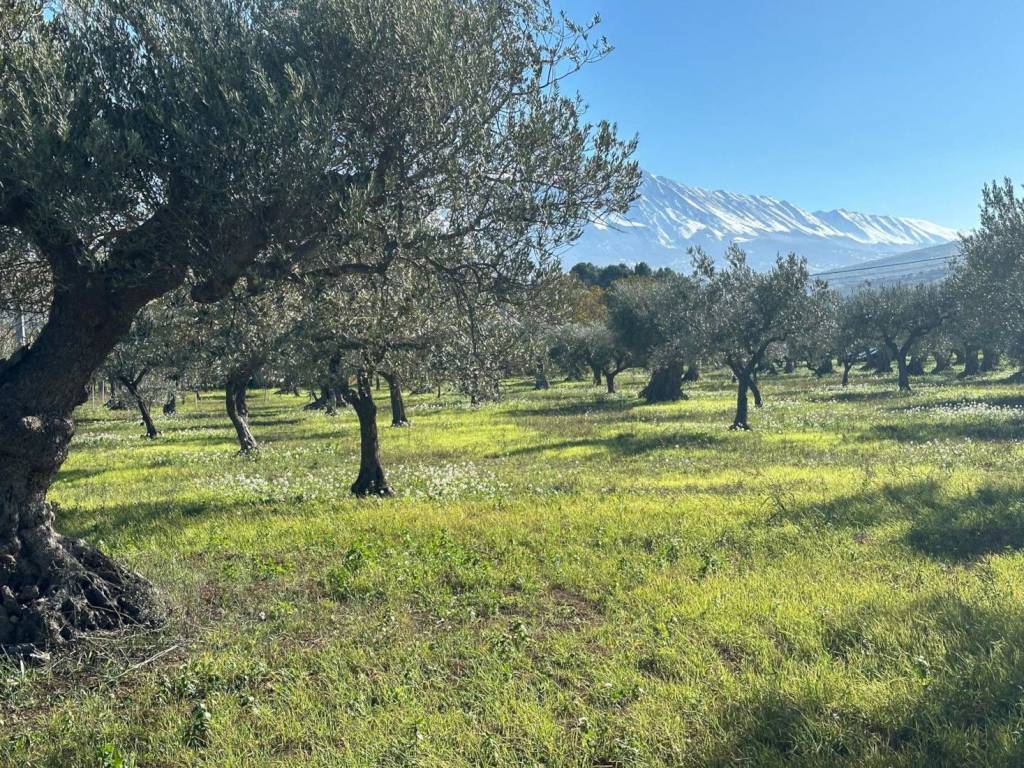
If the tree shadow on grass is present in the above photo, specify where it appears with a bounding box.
[862,419,1024,443]
[904,485,1024,562]
[247,416,305,428]
[808,388,898,404]
[771,479,1024,563]
[893,394,1024,411]
[52,466,110,485]
[57,497,271,542]
[768,479,945,531]
[708,595,1024,766]
[508,396,638,420]
[491,429,724,459]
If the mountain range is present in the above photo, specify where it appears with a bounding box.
[567,172,960,272]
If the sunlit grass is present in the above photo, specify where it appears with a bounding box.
[4,368,1024,766]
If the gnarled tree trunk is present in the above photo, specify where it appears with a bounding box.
[841,359,854,387]
[119,373,159,439]
[534,361,550,391]
[981,348,1000,372]
[162,392,177,416]
[605,370,617,393]
[895,352,912,392]
[342,371,393,497]
[750,374,763,408]
[381,371,409,427]
[639,362,685,403]
[873,347,893,374]
[908,355,925,376]
[682,364,700,382]
[0,284,161,652]
[960,347,980,378]
[590,365,602,386]
[731,370,751,430]
[931,352,950,374]
[225,366,259,454]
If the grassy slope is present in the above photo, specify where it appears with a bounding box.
[3,369,1024,767]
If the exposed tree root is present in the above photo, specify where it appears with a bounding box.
[1,504,161,654]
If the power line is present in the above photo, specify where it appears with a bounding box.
[812,253,956,278]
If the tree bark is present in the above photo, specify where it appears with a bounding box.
[908,355,925,376]
[534,362,550,390]
[873,347,893,373]
[750,374,763,408]
[841,360,853,387]
[123,379,159,439]
[225,368,259,454]
[381,371,409,427]
[960,347,980,378]
[304,383,344,414]
[605,371,617,394]
[162,392,177,416]
[896,354,911,392]
[813,357,834,376]
[931,352,950,374]
[639,362,685,403]
[783,358,796,374]
[981,348,1000,372]
[342,371,393,497]
[682,364,700,382]
[0,283,161,651]
[590,365,602,386]
[731,371,751,430]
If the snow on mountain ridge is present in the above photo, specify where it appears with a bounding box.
[573,172,959,271]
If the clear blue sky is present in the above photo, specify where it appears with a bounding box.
[556,0,1024,230]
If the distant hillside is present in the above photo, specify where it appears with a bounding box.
[814,242,961,293]
[567,171,959,272]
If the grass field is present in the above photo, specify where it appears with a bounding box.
[3,368,1024,767]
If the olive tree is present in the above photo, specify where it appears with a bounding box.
[952,179,1024,379]
[844,283,951,392]
[606,273,705,403]
[548,322,631,392]
[102,302,185,438]
[0,0,637,650]
[0,0,382,650]
[697,247,817,430]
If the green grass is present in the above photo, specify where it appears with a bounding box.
[4,368,1024,767]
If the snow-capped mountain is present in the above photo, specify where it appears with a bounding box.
[568,172,959,272]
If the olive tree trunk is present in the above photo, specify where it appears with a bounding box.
[731,370,751,430]
[841,360,854,387]
[639,362,685,403]
[162,392,177,416]
[896,356,911,392]
[342,371,393,497]
[931,352,950,374]
[119,372,159,439]
[381,371,409,427]
[605,371,617,393]
[225,366,259,453]
[960,347,981,377]
[981,348,1000,372]
[0,283,161,651]
[750,374,763,408]
[533,361,550,391]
